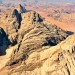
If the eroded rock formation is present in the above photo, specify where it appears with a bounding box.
[0,4,74,75]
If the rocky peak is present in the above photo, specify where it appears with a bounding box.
[16,4,27,13]
[12,9,19,16]
[0,7,74,75]
[21,11,43,27]
[6,9,22,31]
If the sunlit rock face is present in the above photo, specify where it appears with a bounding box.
[0,4,73,75]
[3,34,75,75]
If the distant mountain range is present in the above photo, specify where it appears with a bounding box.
[0,0,75,5]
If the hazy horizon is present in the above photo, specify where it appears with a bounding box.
[46,0,75,3]
[0,0,75,4]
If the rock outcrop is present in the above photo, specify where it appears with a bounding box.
[1,34,75,75]
[0,4,72,75]
[8,23,68,66]
[15,4,27,13]
[18,4,27,13]
[20,34,75,75]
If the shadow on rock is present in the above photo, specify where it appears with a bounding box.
[0,27,10,56]
[66,31,74,35]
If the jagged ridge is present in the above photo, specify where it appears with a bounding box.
[0,4,71,75]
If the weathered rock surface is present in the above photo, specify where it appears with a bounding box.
[15,4,27,13]
[22,34,75,75]
[8,22,68,66]
[1,34,75,75]
[0,4,72,75]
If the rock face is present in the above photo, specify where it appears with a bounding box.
[8,23,68,66]
[15,4,27,13]
[1,34,75,75]
[21,11,43,26]
[0,4,73,75]
[21,34,75,75]
[0,8,22,46]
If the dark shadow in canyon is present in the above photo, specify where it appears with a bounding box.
[0,28,11,56]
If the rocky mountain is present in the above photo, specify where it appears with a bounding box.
[4,34,75,75]
[27,3,75,32]
[0,4,74,75]
[15,4,27,13]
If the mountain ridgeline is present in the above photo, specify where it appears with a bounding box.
[0,4,75,75]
